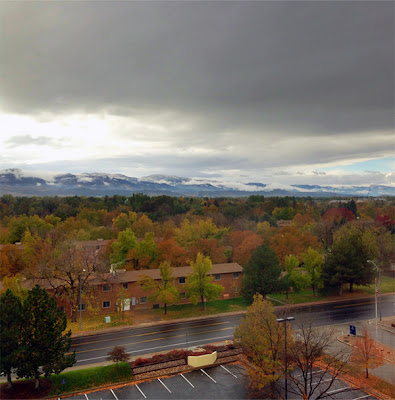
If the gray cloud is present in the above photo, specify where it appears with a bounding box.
[1,1,393,136]
[5,134,63,148]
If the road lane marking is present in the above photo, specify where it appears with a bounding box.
[110,389,119,400]
[136,384,147,399]
[69,326,235,355]
[71,321,230,347]
[220,365,237,378]
[76,334,233,363]
[181,374,194,388]
[200,369,216,383]
[158,378,171,393]
[333,299,393,309]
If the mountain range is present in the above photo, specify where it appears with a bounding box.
[0,169,393,197]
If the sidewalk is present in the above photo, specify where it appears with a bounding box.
[335,316,395,385]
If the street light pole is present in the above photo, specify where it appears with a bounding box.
[367,260,381,321]
[277,316,295,400]
[79,269,86,331]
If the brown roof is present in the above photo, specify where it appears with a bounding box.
[102,262,243,283]
[1,263,243,290]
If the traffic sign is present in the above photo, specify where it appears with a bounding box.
[350,325,356,336]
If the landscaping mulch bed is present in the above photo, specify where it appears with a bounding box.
[0,379,52,400]
[131,358,186,375]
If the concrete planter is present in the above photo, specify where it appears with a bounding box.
[187,351,217,368]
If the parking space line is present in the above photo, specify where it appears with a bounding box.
[200,369,217,383]
[158,378,171,393]
[84,394,89,400]
[220,365,237,378]
[110,389,119,400]
[136,384,147,399]
[181,373,195,388]
[353,395,370,400]
[294,370,322,378]
[326,386,352,395]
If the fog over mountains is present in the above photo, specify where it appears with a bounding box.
[0,169,393,197]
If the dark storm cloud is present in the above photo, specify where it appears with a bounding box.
[1,1,393,135]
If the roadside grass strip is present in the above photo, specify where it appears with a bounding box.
[48,363,132,396]
[200,369,217,383]
[135,384,147,399]
[220,365,237,378]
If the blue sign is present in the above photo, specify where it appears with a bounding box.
[350,325,356,336]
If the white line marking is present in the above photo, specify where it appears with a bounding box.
[158,378,171,393]
[293,370,323,378]
[136,384,147,399]
[84,394,89,400]
[200,369,217,383]
[220,365,237,378]
[77,335,233,363]
[110,389,119,400]
[181,373,195,388]
[326,386,351,395]
[353,395,370,400]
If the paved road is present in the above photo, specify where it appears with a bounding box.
[70,294,395,366]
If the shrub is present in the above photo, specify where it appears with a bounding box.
[132,358,151,367]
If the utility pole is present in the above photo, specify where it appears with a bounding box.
[277,316,295,400]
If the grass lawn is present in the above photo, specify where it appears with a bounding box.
[49,362,133,395]
[66,312,134,334]
[153,297,250,319]
[353,275,395,295]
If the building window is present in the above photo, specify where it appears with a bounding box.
[77,303,86,311]
[122,283,129,290]
[96,245,100,250]
[179,277,186,284]
[181,292,187,299]
[233,272,240,279]
[214,273,221,281]
[140,296,148,304]
[102,284,111,292]
[102,301,111,308]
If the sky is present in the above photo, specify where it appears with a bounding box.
[1,1,394,187]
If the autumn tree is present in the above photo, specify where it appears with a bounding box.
[111,228,138,265]
[0,289,22,389]
[157,238,189,267]
[0,274,28,301]
[270,226,320,265]
[17,286,75,389]
[234,294,291,397]
[230,231,263,266]
[281,254,310,299]
[351,325,384,378]
[241,243,281,303]
[107,346,130,367]
[302,247,323,297]
[188,238,227,264]
[139,261,180,314]
[288,319,348,399]
[0,243,26,278]
[185,253,224,310]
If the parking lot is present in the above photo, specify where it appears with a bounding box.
[61,364,378,400]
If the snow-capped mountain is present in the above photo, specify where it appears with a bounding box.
[0,169,394,197]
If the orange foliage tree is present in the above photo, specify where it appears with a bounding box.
[0,244,26,278]
[157,238,189,267]
[269,226,320,265]
[230,231,264,266]
[351,326,384,378]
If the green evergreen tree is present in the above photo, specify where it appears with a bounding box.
[0,289,22,389]
[186,254,224,310]
[16,285,75,389]
[241,244,282,303]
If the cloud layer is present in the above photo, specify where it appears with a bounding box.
[1,2,394,186]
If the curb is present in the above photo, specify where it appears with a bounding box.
[367,319,395,335]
